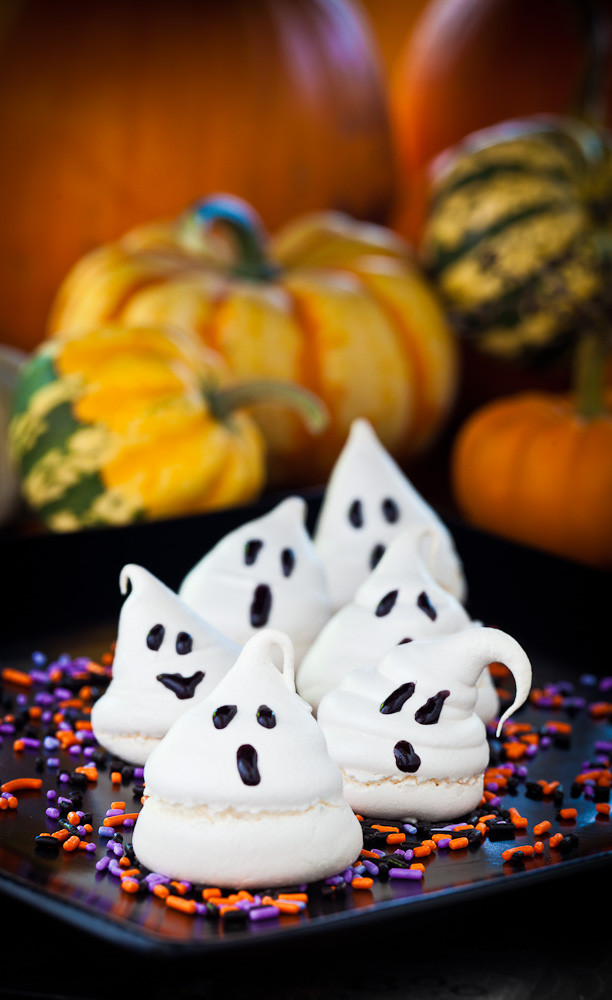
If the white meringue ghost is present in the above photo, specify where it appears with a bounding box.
[297,524,498,722]
[317,626,532,822]
[91,564,241,765]
[178,496,332,664]
[313,418,467,612]
[132,628,364,888]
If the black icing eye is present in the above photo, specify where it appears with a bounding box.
[237,744,260,786]
[244,539,263,565]
[146,624,165,651]
[398,637,413,644]
[212,704,238,729]
[381,497,400,523]
[370,543,385,569]
[348,499,364,528]
[175,631,193,655]
[393,740,421,773]
[280,548,295,578]
[417,591,437,621]
[415,690,450,725]
[375,589,398,617]
[250,584,272,628]
[257,704,276,729]
[380,682,415,715]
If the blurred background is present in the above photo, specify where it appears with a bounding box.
[1,0,611,570]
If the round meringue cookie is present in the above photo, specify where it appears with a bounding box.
[178,496,332,664]
[91,564,240,765]
[313,418,467,612]
[297,523,498,722]
[132,629,363,888]
[317,626,532,822]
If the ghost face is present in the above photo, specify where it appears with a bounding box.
[91,565,240,764]
[178,497,331,662]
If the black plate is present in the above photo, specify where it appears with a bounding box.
[1,492,611,959]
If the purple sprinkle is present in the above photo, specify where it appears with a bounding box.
[105,808,124,817]
[436,837,452,849]
[46,789,57,800]
[95,856,110,871]
[46,757,60,769]
[31,651,47,666]
[249,905,280,921]
[43,736,59,750]
[98,826,114,838]
[0,724,15,735]
[45,807,60,819]
[389,867,423,880]
[362,859,379,876]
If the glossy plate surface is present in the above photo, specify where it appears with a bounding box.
[1,493,611,956]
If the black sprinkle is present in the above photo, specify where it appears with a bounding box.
[146,624,165,651]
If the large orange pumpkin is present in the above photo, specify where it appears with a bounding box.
[389,0,597,243]
[47,195,459,487]
[0,0,395,353]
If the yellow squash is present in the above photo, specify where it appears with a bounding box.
[48,195,459,485]
[8,324,277,531]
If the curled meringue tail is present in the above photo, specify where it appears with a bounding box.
[119,563,154,597]
[236,628,297,692]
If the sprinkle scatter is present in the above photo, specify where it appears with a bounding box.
[0,651,611,926]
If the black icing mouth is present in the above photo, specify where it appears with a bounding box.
[237,744,260,785]
[250,584,272,628]
[156,671,205,700]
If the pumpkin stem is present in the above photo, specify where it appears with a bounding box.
[573,329,608,419]
[191,194,279,281]
[572,0,611,127]
[205,378,329,435]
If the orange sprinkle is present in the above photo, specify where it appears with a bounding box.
[589,702,612,719]
[62,835,81,852]
[74,765,98,781]
[111,801,126,811]
[533,820,552,836]
[503,742,527,761]
[351,877,374,890]
[273,899,302,914]
[121,878,141,894]
[170,881,189,896]
[558,808,577,821]
[596,803,611,816]
[449,837,469,850]
[1,667,33,687]
[202,887,222,900]
[277,892,309,902]
[0,777,42,793]
[51,829,70,841]
[360,848,381,859]
[110,772,122,784]
[102,812,139,827]
[67,811,80,826]
[534,841,544,854]
[413,844,431,857]
[386,832,406,845]
[28,706,42,720]
[508,807,528,829]
[372,824,399,833]
[12,739,25,752]
[549,832,564,848]
[502,845,534,861]
[153,884,170,899]
[410,862,425,872]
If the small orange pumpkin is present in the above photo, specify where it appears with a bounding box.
[451,334,612,568]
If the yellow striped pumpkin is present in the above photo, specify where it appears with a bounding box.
[47,195,459,486]
[420,115,612,363]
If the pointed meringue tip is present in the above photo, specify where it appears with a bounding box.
[119,563,159,597]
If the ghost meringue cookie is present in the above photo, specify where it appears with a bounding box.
[297,523,498,723]
[317,626,532,822]
[178,496,332,664]
[313,418,467,612]
[131,628,364,888]
[91,565,241,766]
